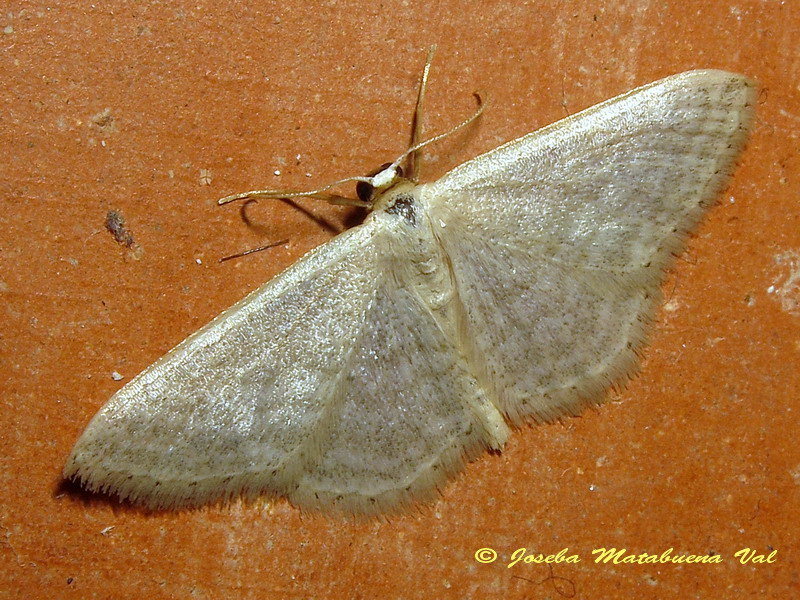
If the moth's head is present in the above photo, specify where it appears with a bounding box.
[357,162,405,207]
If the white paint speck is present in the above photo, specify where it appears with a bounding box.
[770,250,800,314]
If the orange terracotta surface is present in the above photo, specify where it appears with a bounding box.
[1,1,798,598]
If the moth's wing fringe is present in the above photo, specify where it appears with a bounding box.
[64,421,495,519]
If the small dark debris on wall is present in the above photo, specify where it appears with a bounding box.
[105,210,136,248]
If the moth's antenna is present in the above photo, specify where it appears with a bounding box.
[218,177,372,207]
[218,48,487,208]
[388,90,487,178]
[408,45,436,183]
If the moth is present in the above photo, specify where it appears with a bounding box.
[65,53,755,516]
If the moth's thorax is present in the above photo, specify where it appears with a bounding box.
[367,180,429,238]
[370,180,420,214]
[367,180,454,314]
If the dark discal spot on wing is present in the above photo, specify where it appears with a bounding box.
[386,193,417,226]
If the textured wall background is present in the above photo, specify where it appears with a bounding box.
[1,1,798,598]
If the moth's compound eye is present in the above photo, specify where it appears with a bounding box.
[356,181,375,203]
[358,162,396,202]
